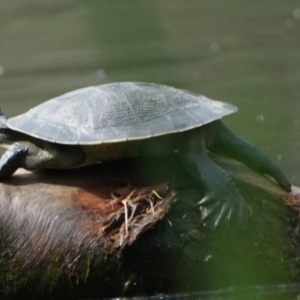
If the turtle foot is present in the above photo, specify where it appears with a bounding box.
[196,188,249,230]
[0,143,29,179]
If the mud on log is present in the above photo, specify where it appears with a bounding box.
[0,154,299,299]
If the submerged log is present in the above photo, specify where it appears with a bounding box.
[0,154,299,299]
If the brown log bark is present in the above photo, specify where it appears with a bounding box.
[0,154,298,299]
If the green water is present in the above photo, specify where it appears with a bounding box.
[1,1,300,297]
[2,1,300,182]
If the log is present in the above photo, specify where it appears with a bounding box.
[0,154,298,299]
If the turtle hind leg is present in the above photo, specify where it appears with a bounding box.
[210,121,291,192]
[0,143,29,178]
[179,130,249,229]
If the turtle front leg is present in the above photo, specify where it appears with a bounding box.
[0,143,29,178]
[179,130,249,229]
[0,141,86,178]
[209,121,291,192]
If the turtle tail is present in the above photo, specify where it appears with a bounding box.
[209,121,291,192]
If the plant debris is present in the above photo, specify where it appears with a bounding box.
[96,184,177,252]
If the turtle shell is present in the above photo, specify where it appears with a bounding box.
[7,82,237,145]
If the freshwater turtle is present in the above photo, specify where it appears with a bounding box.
[0,82,291,227]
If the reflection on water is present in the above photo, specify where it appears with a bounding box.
[1,0,300,298]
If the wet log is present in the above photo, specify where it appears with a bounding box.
[0,154,299,299]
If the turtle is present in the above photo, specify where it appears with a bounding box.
[0,82,291,227]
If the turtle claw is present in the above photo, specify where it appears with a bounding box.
[196,189,249,230]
